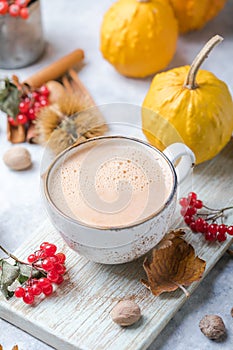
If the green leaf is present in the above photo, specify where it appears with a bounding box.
[18,274,28,284]
[0,259,44,300]
[16,262,42,280]
[0,80,9,100]
[0,259,20,299]
[0,78,20,119]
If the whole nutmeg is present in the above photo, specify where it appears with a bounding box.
[199,315,226,341]
[3,147,32,171]
[110,300,141,326]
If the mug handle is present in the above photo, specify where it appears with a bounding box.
[163,143,195,183]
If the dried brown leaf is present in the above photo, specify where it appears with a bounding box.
[142,230,206,297]
[156,229,185,250]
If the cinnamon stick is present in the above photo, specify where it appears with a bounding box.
[26,123,37,144]
[62,75,74,94]
[7,122,26,143]
[68,69,95,107]
[25,49,84,88]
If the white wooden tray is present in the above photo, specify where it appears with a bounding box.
[1,140,233,350]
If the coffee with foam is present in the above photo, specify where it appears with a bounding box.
[48,138,174,228]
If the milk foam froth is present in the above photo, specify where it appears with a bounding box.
[48,138,174,228]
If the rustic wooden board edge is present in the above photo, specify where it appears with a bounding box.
[121,235,233,350]
[139,239,233,350]
[1,218,233,350]
[1,308,72,350]
[0,221,77,350]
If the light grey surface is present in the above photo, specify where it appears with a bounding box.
[0,0,233,349]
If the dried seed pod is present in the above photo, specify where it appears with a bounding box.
[46,80,66,104]
[3,147,32,171]
[199,315,226,341]
[110,300,141,326]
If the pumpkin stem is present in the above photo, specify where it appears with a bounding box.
[137,0,150,2]
[184,35,223,90]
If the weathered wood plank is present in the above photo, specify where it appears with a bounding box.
[1,139,233,350]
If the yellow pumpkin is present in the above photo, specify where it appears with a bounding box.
[142,35,233,164]
[168,0,227,33]
[100,0,178,78]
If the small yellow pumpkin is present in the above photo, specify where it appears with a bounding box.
[142,35,233,164]
[168,0,227,33]
[100,0,178,78]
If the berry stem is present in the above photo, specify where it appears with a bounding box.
[206,213,225,222]
[203,204,233,212]
[0,245,45,274]
[32,263,47,275]
[196,206,233,222]
[222,206,233,212]
[0,244,26,265]
[202,204,220,212]
[179,192,233,243]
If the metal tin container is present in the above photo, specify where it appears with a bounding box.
[0,0,45,69]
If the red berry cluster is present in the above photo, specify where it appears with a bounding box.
[8,85,50,127]
[0,0,30,19]
[14,242,66,305]
[180,192,233,242]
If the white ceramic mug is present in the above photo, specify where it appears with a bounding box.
[42,136,195,264]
